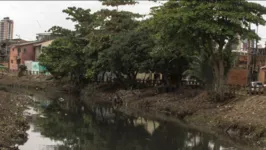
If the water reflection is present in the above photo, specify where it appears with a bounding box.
[19,101,241,150]
[20,124,63,150]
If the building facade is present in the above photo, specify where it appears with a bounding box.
[9,42,38,71]
[0,39,27,68]
[9,40,53,71]
[33,40,53,60]
[0,17,14,41]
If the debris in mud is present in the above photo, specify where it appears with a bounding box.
[58,97,64,102]
[0,91,31,149]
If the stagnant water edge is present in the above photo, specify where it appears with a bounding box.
[13,91,258,150]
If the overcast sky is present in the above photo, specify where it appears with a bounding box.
[0,1,266,45]
[0,1,162,41]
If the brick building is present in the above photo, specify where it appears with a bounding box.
[9,41,40,71]
[9,39,53,71]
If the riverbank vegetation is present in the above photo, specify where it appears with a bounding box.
[39,0,266,101]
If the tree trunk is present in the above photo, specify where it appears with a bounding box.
[102,71,106,82]
[114,72,124,84]
[213,59,225,101]
[162,72,170,86]
[218,59,225,100]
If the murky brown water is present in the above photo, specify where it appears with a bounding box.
[18,94,250,150]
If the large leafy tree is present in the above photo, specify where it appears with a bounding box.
[151,0,266,100]
[39,7,94,85]
[39,4,150,87]
[183,53,214,86]
[146,2,197,86]
[97,28,154,84]
[38,31,88,85]
[179,0,266,100]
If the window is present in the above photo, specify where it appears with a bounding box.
[11,60,13,64]
[12,48,14,51]
[18,48,21,53]
[24,48,27,53]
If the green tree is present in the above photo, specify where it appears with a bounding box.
[39,36,87,85]
[39,6,148,86]
[100,0,136,7]
[39,8,92,85]
[183,53,214,86]
[39,7,96,85]
[97,29,154,85]
[146,2,196,86]
[151,0,266,100]
[83,9,144,83]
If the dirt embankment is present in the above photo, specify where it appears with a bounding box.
[0,74,54,90]
[81,86,266,147]
[123,89,266,147]
[0,90,32,150]
[0,74,67,150]
[0,74,76,94]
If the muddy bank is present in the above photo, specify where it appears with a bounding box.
[0,90,32,150]
[0,74,77,95]
[0,83,78,150]
[0,75,53,89]
[81,86,266,148]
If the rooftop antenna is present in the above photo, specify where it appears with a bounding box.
[15,34,20,39]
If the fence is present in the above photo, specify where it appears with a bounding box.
[180,80,204,89]
[92,78,203,87]
[224,84,264,96]
[136,79,163,87]
[25,70,50,76]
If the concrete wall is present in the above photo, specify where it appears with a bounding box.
[34,46,41,61]
[136,73,152,80]
[136,73,162,80]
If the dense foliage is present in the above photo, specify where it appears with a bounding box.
[39,0,266,100]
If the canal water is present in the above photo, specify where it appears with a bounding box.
[18,94,248,150]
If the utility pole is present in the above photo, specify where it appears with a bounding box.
[247,23,252,84]
[253,24,259,81]
[247,23,259,84]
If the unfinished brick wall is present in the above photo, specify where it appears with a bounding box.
[226,69,248,86]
